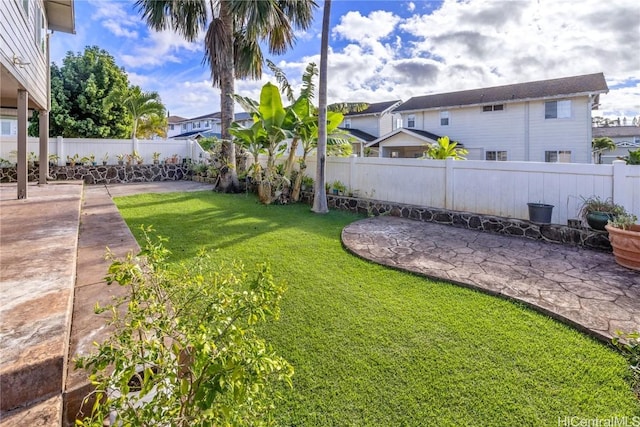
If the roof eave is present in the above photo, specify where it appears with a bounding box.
[45,0,75,34]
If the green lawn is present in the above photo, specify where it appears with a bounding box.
[115,190,640,426]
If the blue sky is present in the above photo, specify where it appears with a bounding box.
[50,0,640,121]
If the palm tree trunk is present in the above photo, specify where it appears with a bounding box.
[218,0,240,192]
[312,0,331,214]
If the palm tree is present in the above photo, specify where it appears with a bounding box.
[592,136,616,164]
[122,86,166,139]
[135,0,317,192]
[312,0,331,214]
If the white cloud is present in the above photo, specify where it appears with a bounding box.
[102,20,138,39]
[120,29,202,68]
[407,2,416,12]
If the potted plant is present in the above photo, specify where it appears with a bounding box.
[131,150,143,165]
[116,153,125,166]
[578,196,626,231]
[332,180,346,196]
[102,153,109,166]
[67,154,79,167]
[48,154,60,167]
[152,152,161,165]
[605,214,640,271]
[301,175,314,192]
[527,202,554,224]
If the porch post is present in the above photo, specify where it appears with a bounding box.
[39,110,49,184]
[17,89,28,199]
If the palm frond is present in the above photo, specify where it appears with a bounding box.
[300,62,318,101]
[134,0,207,42]
[328,102,370,114]
[266,60,294,103]
[203,17,230,88]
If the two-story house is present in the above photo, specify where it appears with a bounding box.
[166,114,187,138]
[171,112,253,140]
[592,126,640,164]
[340,100,401,156]
[368,73,608,163]
[1,0,75,198]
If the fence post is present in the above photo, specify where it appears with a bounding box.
[612,160,631,214]
[349,154,357,192]
[56,136,63,166]
[445,157,454,210]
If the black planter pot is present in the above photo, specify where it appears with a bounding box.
[527,203,554,224]
[586,211,614,231]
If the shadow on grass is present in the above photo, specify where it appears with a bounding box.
[115,191,364,264]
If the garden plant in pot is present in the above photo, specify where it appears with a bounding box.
[578,196,626,231]
[605,214,640,271]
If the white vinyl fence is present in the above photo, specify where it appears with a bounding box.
[0,137,207,165]
[299,156,640,225]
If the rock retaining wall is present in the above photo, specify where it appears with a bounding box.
[302,192,611,252]
[0,164,190,184]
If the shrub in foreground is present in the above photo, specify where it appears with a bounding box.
[76,226,292,426]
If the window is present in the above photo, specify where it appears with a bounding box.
[1,121,13,136]
[169,124,174,130]
[194,122,201,129]
[343,118,351,129]
[35,7,45,53]
[407,114,415,128]
[482,104,504,112]
[22,0,29,17]
[545,100,571,119]
[486,151,507,161]
[440,111,449,126]
[181,124,187,131]
[545,150,571,163]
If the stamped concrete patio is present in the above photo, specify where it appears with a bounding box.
[342,216,640,342]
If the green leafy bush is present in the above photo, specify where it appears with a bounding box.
[75,226,292,426]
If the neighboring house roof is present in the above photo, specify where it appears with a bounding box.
[344,100,402,117]
[181,112,253,122]
[395,73,608,113]
[340,128,377,142]
[45,0,75,34]
[171,130,221,139]
[366,128,444,147]
[592,126,640,138]
[167,115,187,124]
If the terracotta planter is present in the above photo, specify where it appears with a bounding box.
[605,224,640,271]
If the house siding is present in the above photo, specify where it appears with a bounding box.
[348,115,380,137]
[0,0,49,108]
[398,95,594,163]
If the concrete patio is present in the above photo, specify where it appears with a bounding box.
[0,180,638,425]
[342,216,640,342]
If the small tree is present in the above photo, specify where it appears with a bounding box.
[75,227,292,426]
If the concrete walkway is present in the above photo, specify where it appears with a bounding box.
[342,216,640,342]
[0,181,212,426]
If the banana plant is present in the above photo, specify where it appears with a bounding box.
[422,136,468,160]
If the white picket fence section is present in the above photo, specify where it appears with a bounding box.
[298,156,640,225]
[0,137,206,165]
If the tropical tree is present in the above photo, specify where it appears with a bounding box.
[137,114,169,139]
[105,86,166,139]
[421,136,468,160]
[313,0,331,213]
[135,0,317,192]
[29,46,131,138]
[592,136,616,164]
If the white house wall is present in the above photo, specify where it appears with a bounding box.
[528,97,592,163]
[349,115,380,137]
[0,0,49,109]
[399,96,594,163]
